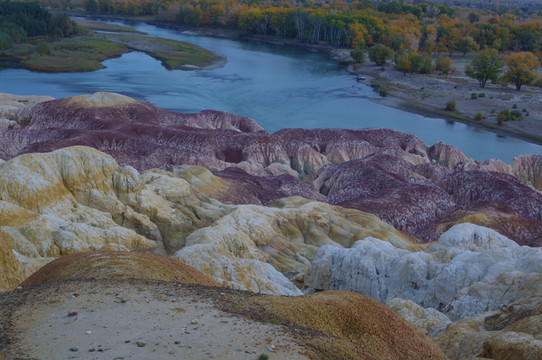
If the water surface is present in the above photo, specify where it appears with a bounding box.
[1,19,540,163]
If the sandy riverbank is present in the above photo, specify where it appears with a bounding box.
[344,54,542,146]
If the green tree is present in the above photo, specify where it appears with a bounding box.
[368,44,394,66]
[455,36,479,56]
[435,56,454,74]
[350,48,365,64]
[465,48,504,88]
[503,51,541,91]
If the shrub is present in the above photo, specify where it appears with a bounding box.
[478,92,486,98]
[474,112,484,121]
[268,318,280,325]
[471,93,478,99]
[512,104,518,109]
[445,100,457,111]
[258,354,269,360]
[497,109,523,124]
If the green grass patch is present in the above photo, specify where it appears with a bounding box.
[1,36,128,72]
[73,18,145,34]
[103,34,222,69]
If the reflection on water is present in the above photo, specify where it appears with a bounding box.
[0,19,540,163]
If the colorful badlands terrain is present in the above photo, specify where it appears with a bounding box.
[0,92,541,359]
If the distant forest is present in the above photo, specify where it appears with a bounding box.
[0,1,77,49]
[17,0,542,55]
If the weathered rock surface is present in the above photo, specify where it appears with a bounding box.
[305,223,542,320]
[174,197,417,295]
[434,296,542,360]
[0,146,415,294]
[1,92,542,246]
[513,154,542,191]
[0,93,54,133]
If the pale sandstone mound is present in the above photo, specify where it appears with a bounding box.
[174,196,417,295]
[19,251,219,288]
[0,280,448,360]
[67,92,137,107]
[0,93,54,133]
[305,223,542,320]
[0,146,415,294]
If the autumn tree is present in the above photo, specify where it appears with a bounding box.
[395,52,410,74]
[368,44,394,66]
[503,51,541,91]
[435,56,454,74]
[465,48,503,88]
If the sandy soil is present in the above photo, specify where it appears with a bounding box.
[346,53,542,145]
[1,280,309,360]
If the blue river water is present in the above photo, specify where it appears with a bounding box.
[1,19,540,163]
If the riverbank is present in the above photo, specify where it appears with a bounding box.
[0,18,224,73]
[344,56,542,146]
[135,17,542,147]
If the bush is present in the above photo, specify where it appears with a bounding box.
[471,93,478,99]
[474,112,484,121]
[258,354,269,360]
[445,100,457,111]
[497,109,523,124]
[478,92,486,98]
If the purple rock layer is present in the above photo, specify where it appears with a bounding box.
[2,94,541,246]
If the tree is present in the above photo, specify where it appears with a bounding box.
[395,52,410,74]
[503,51,541,91]
[350,48,365,64]
[468,12,480,24]
[465,48,503,88]
[454,36,479,56]
[435,56,454,74]
[368,44,394,66]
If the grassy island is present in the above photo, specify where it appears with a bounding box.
[0,2,223,72]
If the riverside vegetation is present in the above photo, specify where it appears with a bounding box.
[0,1,222,71]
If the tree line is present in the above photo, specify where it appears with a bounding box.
[70,0,542,55]
[0,1,78,50]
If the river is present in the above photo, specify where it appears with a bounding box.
[1,19,540,163]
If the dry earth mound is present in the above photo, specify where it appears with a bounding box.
[20,251,219,288]
[0,279,448,360]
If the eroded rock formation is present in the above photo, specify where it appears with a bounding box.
[1,92,541,246]
[0,146,415,294]
[305,223,542,321]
